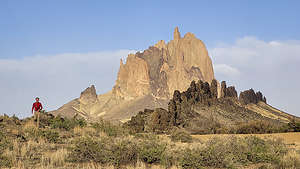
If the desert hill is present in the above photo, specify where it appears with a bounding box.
[51,27,215,122]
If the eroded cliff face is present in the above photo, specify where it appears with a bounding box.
[113,27,215,100]
[52,27,216,121]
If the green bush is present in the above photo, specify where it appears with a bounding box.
[169,129,193,143]
[23,127,60,143]
[288,120,300,132]
[178,136,287,168]
[109,139,138,166]
[234,121,282,134]
[0,132,12,152]
[39,129,60,143]
[138,140,166,164]
[0,156,12,168]
[244,136,287,163]
[69,137,109,163]
[69,137,138,167]
[200,137,247,168]
[49,115,86,131]
[91,120,125,137]
[0,132,12,168]
[179,149,204,169]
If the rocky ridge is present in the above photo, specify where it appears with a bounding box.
[125,80,297,134]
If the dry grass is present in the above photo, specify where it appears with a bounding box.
[73,126,97,136]
[192,132,300,151]
[1,113,300,169]
[23,119,37,130]
[41,148,68,167]
[247,103,290,122]
[278,150,300,169]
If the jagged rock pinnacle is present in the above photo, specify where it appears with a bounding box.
[174,27,181,40]
[80,85,97,104]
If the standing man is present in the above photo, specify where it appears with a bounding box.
[32,97,43,128]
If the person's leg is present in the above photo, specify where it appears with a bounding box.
[34,111,37,121]
[37,111,40,128]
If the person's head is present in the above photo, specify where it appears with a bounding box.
[35,97,39,102]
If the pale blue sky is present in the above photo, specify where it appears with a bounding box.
[1,0,300,117]
[1,0,300,58]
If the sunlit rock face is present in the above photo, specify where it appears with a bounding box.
[52,27,216,122]
[113,27,215,100]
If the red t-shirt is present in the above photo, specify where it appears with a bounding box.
[32,102,43,112]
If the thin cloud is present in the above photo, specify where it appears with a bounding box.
[0,50,135,118]
[214,64,241,77]
[209,37,300,116]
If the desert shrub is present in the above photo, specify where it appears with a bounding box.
[69,137,138,167]
[69,137,110,163]
[0,132,12,168]
[200,136,248,168]
[169,129,193,143]
[0,156,12,168]
[179,148,204,169]
[23,127,60,143]
[288,120,300,132]
[133,133,159,141]
[177,136,287,168]
[244,136,287,163]
[234,121,282,134]
[109,139,138,166]
[49,115,86,131]
[0,132,10,152]
[39,129,60,143]
[91,120,126,137]
[138,139,166,164]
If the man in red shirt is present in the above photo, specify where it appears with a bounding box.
[32,97,43,128]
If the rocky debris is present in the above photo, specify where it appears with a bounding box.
[79,85,98,104]
[239,89,267,105]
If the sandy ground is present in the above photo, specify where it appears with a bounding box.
[192,132,300,150]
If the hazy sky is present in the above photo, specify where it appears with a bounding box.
[1,0,300,118]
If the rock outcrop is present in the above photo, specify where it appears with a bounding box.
[52,27,216,122]
[125,80,297,134]
[80,85,97,104]
[239,89,267,105]
[113,27,215,100]
[125,80,239,133]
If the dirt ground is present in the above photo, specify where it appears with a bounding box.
[192,132,300,150]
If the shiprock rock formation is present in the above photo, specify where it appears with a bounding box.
[125,80,299,134]
[51,27,215,122]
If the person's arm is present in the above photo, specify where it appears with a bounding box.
[40,103,43,111]
[32,103,34,114]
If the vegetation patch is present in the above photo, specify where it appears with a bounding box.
[169,129,193,143]
[0,113,299,169]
